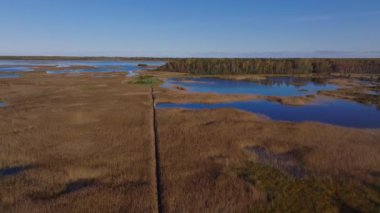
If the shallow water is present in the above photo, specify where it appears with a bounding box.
[0,60,165,67]
[45,61,164,75]
[0,73,22,78]
[0,165,31,177]
[0,60,165,76]
[0,67,32,72]
[367,90,379,95]
[61,179,94,195]
[162,77,337,96]
[158,99,380,128]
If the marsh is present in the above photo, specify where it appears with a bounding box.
[0,59,379,212]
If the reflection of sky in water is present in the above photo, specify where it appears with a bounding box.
[0,165,32,177]
[367,90,379,95]
[0,60,165,76]
[0,73,22,78]
[0,102,5,107]
[158,99,380,128]
[45,61,164,75]
[163,77,337,96]
[0,60,165,67]
[0,67,33,72]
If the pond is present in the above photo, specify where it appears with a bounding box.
[162,77,337,96]
[158,99,380,128]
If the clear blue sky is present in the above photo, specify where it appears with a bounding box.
[1,0,380,57]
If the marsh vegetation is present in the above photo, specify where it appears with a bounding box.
[0,59,379,212]
[131,75,162,85]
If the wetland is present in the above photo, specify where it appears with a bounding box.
[0,58,379,212]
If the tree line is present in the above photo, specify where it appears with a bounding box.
[160,58,380,74]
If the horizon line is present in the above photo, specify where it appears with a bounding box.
[1,50,380,59]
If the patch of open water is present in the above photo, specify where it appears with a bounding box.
[0,60,165,76]
[160,77,380,128]
[61,179,94,195]
[158,99,380,128]
[0,165,32,177]
[162,77,337,96]
[0,73,22,78]
[0,67,33,72]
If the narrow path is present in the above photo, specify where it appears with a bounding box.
[150,87,164,213]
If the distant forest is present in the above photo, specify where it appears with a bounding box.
[160,58,380,74]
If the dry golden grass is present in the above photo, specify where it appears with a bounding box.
[1,70,380,212]
[155,87,258,104]
[265,95,317,106]
[155,106,380,212]
[0,72,157,212]
[156,86,322,106]
[319,78,380,109]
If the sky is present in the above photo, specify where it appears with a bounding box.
[0,0,380,57]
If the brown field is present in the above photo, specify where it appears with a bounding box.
[155,108,380,212]
[0,72,157,212]
[1,70,380,212]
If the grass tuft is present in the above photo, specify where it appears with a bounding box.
[130,75,161,86]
